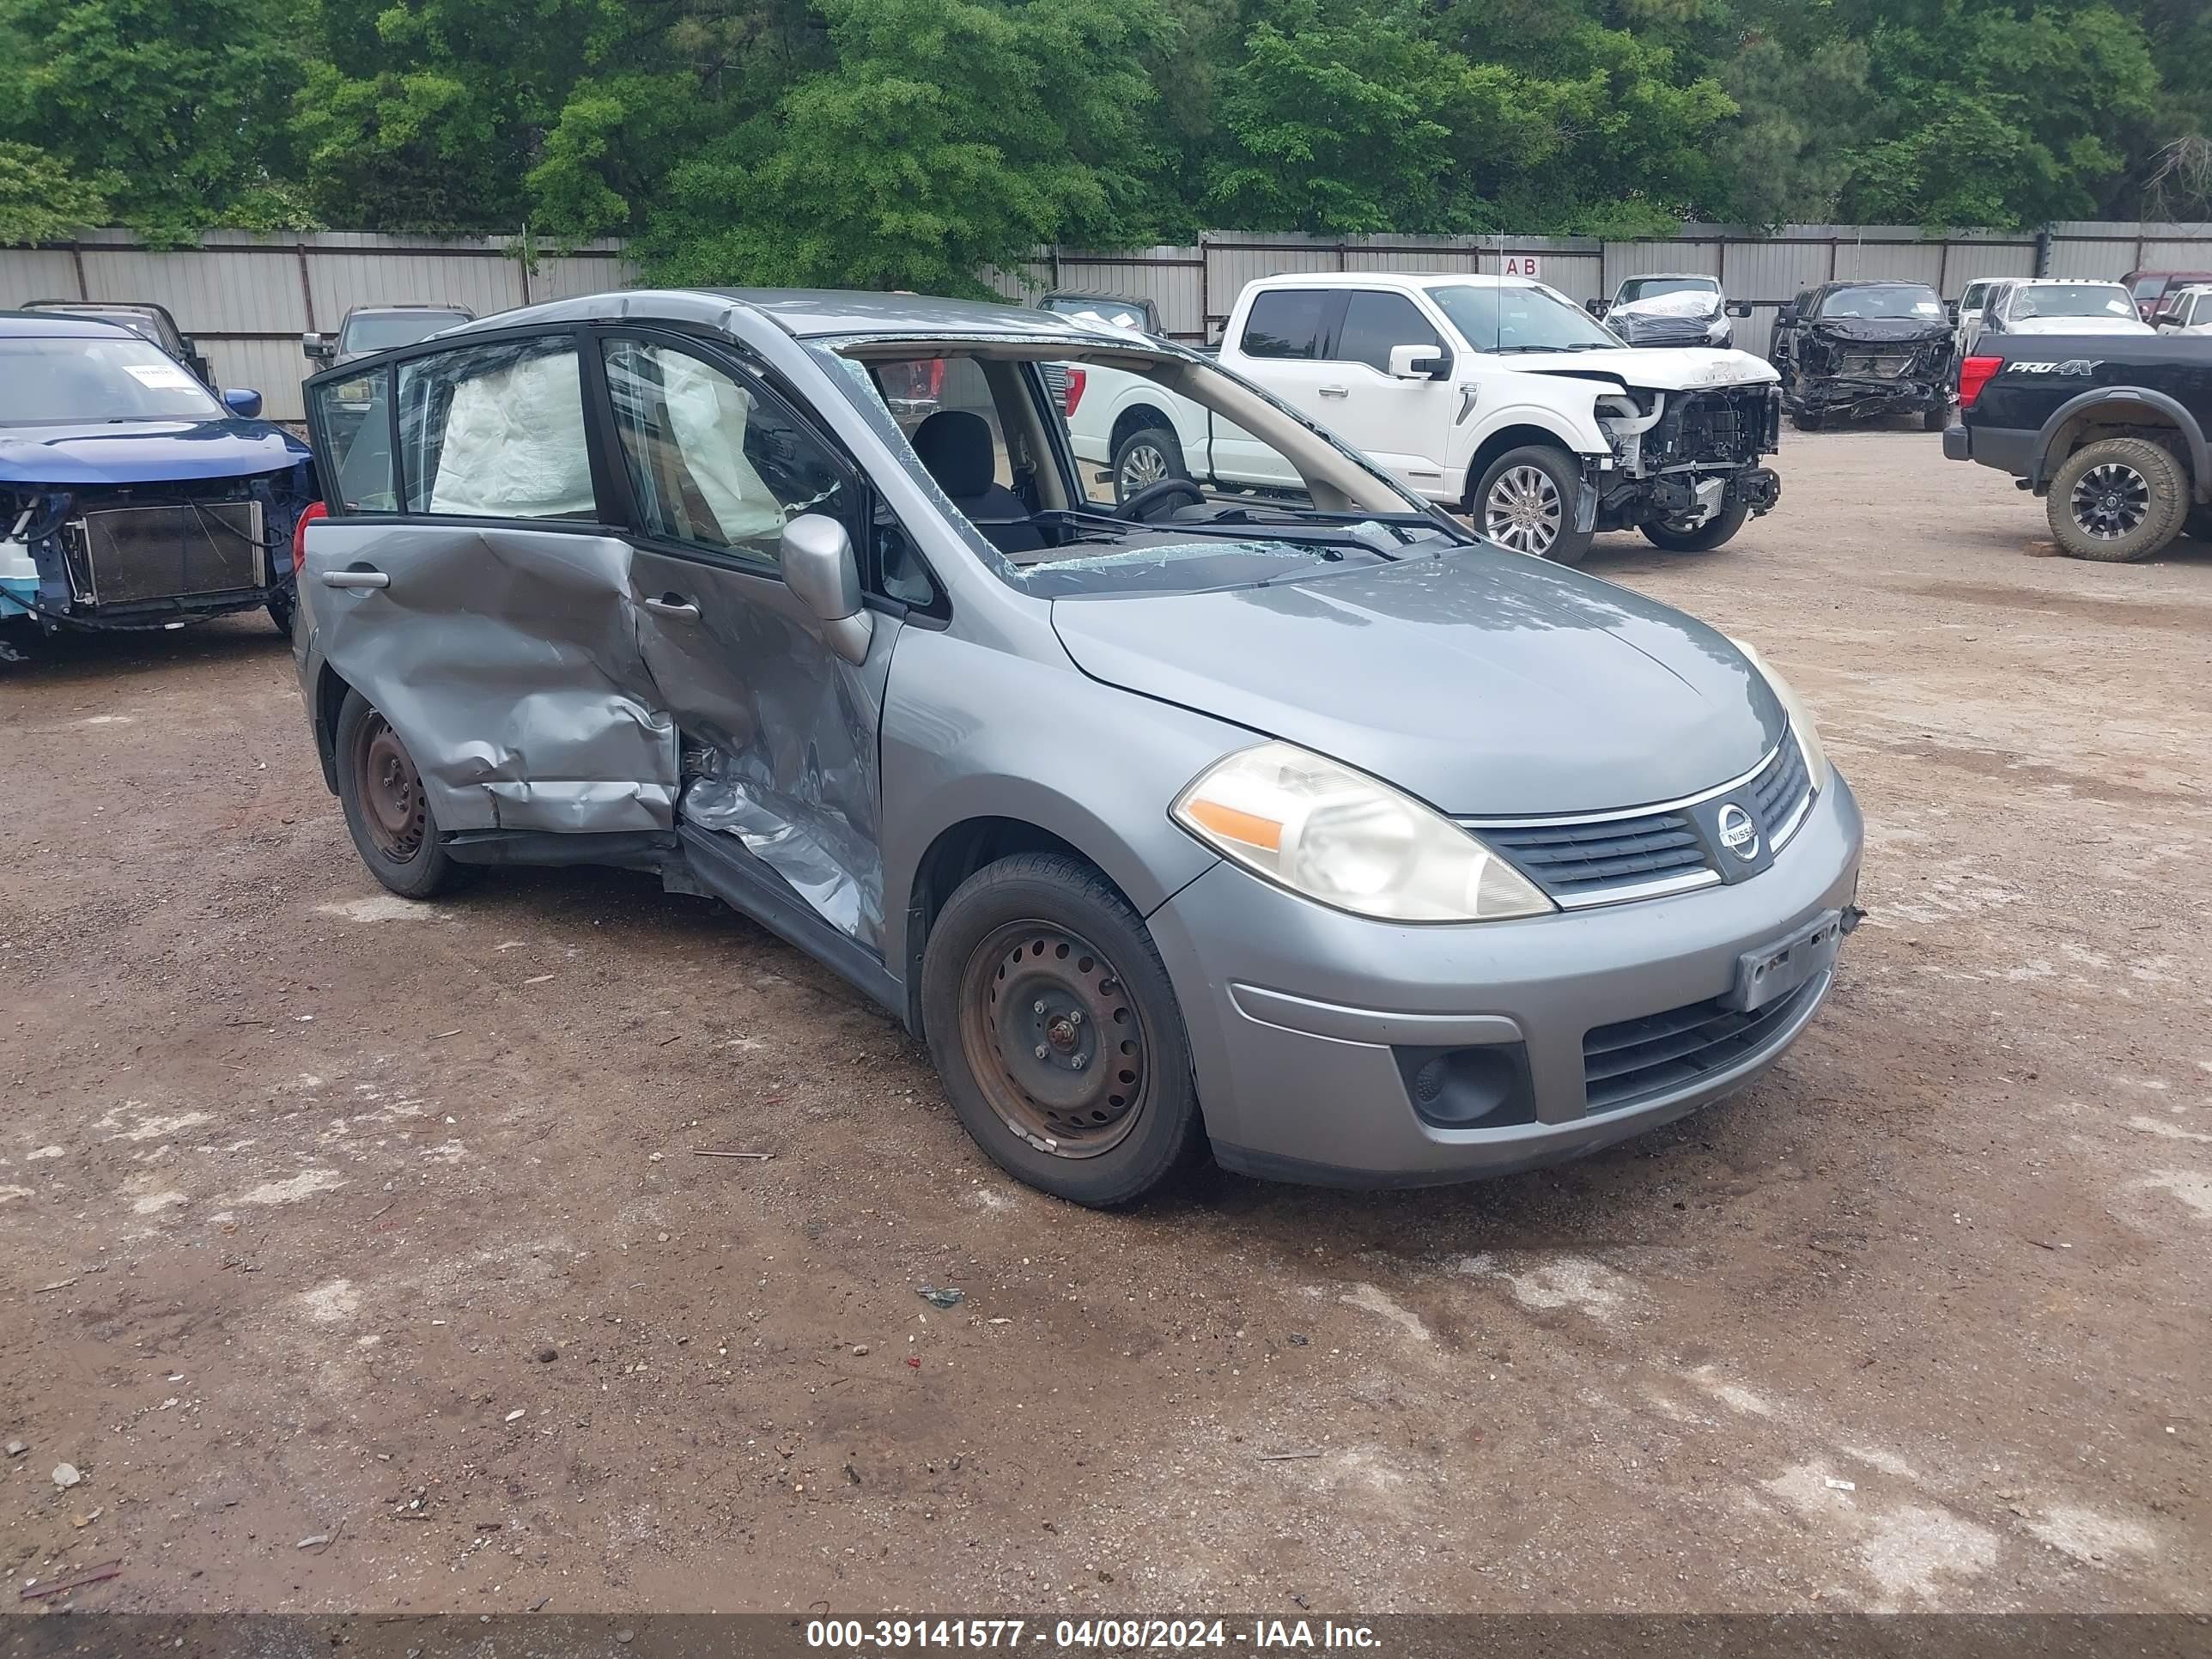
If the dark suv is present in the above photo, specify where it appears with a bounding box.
[1770,282,1955,430]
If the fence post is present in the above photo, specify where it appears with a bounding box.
[2036,226,2054,277]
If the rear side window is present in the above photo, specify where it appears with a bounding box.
[1334,292,1443,373]
[397,334,596,520]
[309,370,398,512]
[1241,290,1329,360]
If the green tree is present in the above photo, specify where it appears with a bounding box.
[0,0,306,234]
[637,0,1170,292]
[0,143,115,243]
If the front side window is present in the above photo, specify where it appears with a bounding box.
[1241,290,1329,360]
[1334,292,1443,373]
[0,336,220,425]
[311,370,398,512]
[398,334,595,520]
[602,337,846,565]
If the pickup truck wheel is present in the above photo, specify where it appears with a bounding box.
[921,853,1205,1207]
[1475,446,1591,564]
[1642,499,1750,553]
[1110,426,1189,506]
[334,690,462,900]
[2047,438,2189,562]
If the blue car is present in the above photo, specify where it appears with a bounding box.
[1,313,314,654]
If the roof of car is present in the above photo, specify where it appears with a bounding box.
[0,311,143,339]
[433,287,1140,346]
[2008,277,2127,287]
[1620,272,1717,283]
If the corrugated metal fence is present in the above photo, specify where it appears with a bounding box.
[6,222,2210,419]
[0,229,635,420]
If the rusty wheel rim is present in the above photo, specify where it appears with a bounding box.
[958,921,1148,1159]
[355,714,426,861]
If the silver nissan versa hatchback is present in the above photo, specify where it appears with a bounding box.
[295,289,1863,1206]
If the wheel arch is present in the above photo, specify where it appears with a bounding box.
[2034,388,2209,501]
[313,661,354,793]
[1109,402,1183,456]
[1462,422,1593,511]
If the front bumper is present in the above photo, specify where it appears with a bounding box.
[1793,376,1947,419]
[1146,773,1863,1187]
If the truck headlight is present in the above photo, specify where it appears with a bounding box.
[1172,741,1554,922]
[1731,639,1831,788]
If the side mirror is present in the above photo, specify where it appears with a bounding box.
[1776,304,1798,327]
[1725,300,1753,319]
[781,514,872,665]
[222,388,264,418]
[1946,301,1961,324]
[303,332,336,362]
[1387,343,1452,380]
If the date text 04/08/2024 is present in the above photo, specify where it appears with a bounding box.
[805,1620,1382,1650]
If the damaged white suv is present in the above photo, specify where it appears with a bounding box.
[1071,272,1784,562]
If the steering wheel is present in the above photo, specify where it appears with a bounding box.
[1117,477,1206,523]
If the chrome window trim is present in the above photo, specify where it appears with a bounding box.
[1550,867,1723,910]
[1459,735,1786,830]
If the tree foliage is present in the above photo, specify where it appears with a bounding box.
[0,0,2204,270]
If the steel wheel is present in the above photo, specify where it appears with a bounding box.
[957,921,1149,1159]
[355,712,427,862]
[1117,441,1170,496]
[2069,461,2150,542]
[1485,464,1563,556]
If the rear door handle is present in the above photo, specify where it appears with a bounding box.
[642,595,701,622]
[319,568,388,590]
[1318,384,1348,398]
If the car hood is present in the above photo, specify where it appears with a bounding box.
[0,418,309,486]
[1518,347,1778,391]
[1049,548,1783,816]
[2003,317,2153,336]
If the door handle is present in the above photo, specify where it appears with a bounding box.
[319,568,388,590]
[642,595,701,622]
[1318,384,1348,398]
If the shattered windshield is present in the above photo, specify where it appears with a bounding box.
[831,337,1457,598]
[0,337,223,424]
[2010,284,2136,321]
[1815,285,1945,321]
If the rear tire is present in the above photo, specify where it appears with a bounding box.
[1641,498,1750,552]
[1921,404,1949,434]
[333,690,461,899]
[1474,445,1592,564]
[2046,438,2189,562]
[921,853,1204,1206]
[1109,425,1189,506]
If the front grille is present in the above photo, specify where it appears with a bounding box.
[1750,734,1814,848]
[1582,975,1826,1113]
[76,503,265,606]
[1481,812,1709,899]
[1838,353,1911,378]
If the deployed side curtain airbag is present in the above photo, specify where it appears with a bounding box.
[425,348,597,519]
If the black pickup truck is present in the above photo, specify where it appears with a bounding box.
[1945,333,2212,561]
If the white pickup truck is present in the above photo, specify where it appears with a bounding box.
[1066,271,1784,562]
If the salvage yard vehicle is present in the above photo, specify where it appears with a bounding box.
[302,302,476,370]
[0,313,314,651]
[1036,291,1163,336]
[1771,280,1955,430]
[20,298,216,387]
[1589,273,1753,349]
[2152,285,2212,335]
[293,288,1862,1206]
[2121,267,2212,325]
[1945,331,2212,561]
[1070,272,1783,562]
[1977,279,2151,340]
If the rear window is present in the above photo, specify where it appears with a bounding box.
[397,335,596,520]
[2130,276,2165,299]
[1241,290,1329,360]
[341,311,471,354]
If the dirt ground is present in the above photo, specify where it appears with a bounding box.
[1,428,2207,1619]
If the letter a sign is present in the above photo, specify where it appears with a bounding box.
[1502,255,1540,278]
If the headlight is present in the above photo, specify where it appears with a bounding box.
[1730,638,1831,788]
[1171,741,1554,922]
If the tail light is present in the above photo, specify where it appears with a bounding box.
[291,500,329,573]
[1956,355,2002,410]
[1060,367,1087,417]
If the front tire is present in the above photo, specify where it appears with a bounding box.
[921,853,1204,1206]
[1641,498,1750,552]
[1109,425,1189,507]
[1474,445,1592,564]
[2046,438,2189,562]
[1922,404,1949,434]
[333,690,460,899]
[265,584,296,636]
